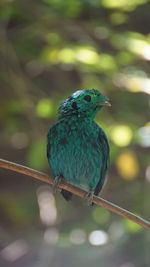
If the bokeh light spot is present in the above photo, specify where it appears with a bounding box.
[98,53,117,71]
[113,73,150,94]
[70,229,86,245]
[94,26,109,40]
[36,99,53,118]
[138,126,150,147]
[124,219,142,233]
[110,12,128,25]
[76,47,99,65]
[109,222,125,240]
[27,139,46,170]
[59,48,75,63]
[102,0,129,9]
[11,132,29,149]
[88,230,108,246]
[127,38,150,60]
[92,207,110,224]
[116,151,139,180]
[1,240,29,262]
[44,228,59,245]
[101,0,147,11]
[111,125,133,147]
[37,186,57,226]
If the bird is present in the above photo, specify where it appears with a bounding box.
[47,89,110,205]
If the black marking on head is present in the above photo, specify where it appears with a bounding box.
[84,95,91,102]
[72,101,78,110]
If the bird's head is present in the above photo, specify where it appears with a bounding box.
[58,89,111,120]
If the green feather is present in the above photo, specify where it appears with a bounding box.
[47,89,110,203]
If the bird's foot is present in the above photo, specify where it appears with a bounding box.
[53,176,62,193]
[85,188,94,207]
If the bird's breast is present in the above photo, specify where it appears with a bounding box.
[49,120,101,187]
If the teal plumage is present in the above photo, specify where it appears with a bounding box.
[47,89,110,204]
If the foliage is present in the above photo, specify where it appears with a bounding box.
[0,0,150,266]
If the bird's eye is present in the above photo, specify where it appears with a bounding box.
[72,101,78,110]
[84,95,91,102]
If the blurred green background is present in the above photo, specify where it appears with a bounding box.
[0,0,150,266]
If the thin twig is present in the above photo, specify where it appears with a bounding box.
[0,158,150,231]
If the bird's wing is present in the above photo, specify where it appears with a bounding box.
[46,131,50,159]
[94,129,109,196]
[46,124,57,160]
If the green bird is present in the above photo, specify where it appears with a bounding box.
[47,89,110,205]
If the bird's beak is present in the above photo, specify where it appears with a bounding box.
[96,100,111,107]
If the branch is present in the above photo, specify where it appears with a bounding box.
[0,158,150,231]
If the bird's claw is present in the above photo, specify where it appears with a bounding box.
[85,189,94,206]
[53,176,62,193]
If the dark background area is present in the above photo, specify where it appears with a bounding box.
[0,0,150,266]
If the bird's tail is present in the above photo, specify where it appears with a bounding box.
[61,189,72,201]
